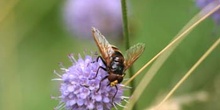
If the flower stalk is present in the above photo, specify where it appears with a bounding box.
[121,0,135,97]
[121,0,137,109]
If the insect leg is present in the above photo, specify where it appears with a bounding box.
[96,75,108,92]
[112,85,118,103]
[89,66,107,80]
[89,56,107,79]
[96,56,107,65]
[91,56,106,64]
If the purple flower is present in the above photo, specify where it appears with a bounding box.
[63,0,123,39]
[54,54,128,110]
[195,0,220,24]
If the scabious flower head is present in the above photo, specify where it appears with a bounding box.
[195,0,220,24]
[63,0,123,39]
[54,53,127,110]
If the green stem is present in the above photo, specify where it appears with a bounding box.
[121,0,136,109]
[121,0,130,49]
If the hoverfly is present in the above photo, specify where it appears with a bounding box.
[91,27,145,101]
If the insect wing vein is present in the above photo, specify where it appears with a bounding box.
[124,43,145,70]
[92,27,114,60]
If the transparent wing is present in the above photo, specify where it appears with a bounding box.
[92,27,114,59]
[124,43,145,70]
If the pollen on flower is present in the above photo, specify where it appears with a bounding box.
[53,53,128,110]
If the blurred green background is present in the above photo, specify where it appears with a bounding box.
[0,0,220,110]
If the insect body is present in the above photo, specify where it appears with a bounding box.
[91,27,145,101]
